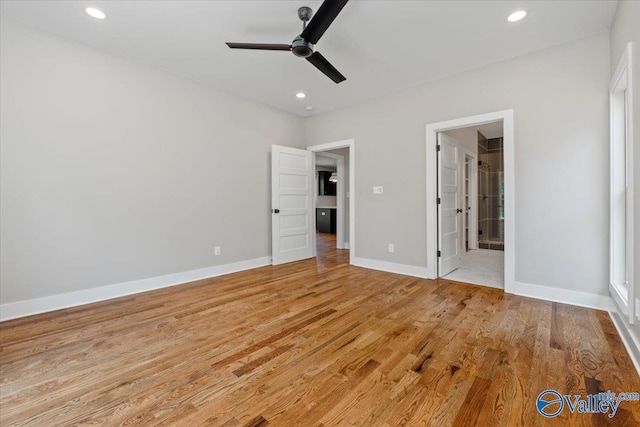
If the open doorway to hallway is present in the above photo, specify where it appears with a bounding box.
[438,121,505,289]
[308,139,356,267]
[314,149,350,267]
[314,152,349,265]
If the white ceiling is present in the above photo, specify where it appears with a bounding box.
[475,121,504,139]
[0,1,618,117]
[316,154,336,167]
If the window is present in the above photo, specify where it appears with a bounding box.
[610,43,634,322]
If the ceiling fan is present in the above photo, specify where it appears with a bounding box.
[226,0,349,84]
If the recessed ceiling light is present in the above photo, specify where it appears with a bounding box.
[507,10,527,22]
[86,7,106,20]
[296,92,306,99]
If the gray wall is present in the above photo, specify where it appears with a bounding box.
[306,31,610,296]
[0,18,306,304]
[610,0,640,70]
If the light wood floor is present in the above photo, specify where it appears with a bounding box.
[1,233,639,426]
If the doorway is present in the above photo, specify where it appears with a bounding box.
[308,139,355,266]
[315,152,344,246]
[437,123,504,288]
[314,151,348,266]
[426,110,514,293]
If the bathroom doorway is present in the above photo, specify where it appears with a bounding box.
[427,110,514,291]
[438,123,504,288]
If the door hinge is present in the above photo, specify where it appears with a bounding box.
[436,145,441,152]
[437,250,441,257]
[437,197,441,204]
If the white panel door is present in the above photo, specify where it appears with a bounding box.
[438,133,461,276]
[271,145,314,265]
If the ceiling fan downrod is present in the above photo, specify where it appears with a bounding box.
[298,6,313,29]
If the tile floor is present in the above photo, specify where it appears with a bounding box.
[443,248,504,288]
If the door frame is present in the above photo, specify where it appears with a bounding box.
[308,139,355,265]
[426,110,514,293]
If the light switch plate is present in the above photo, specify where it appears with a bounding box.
[373,186,383,194]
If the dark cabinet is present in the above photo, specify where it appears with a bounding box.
[316,208,336,234]
[318,171,336,196]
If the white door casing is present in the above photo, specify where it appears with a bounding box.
[271,145,314,265]
[438,133,462,276]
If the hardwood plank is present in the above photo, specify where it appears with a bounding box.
[451,376,491,426]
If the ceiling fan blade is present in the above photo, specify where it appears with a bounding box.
[300,0,348,44]
[306,51,346,83]
[226,42,291,51]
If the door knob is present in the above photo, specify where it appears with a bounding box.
[456,209,463,213]
[273,209,280,214]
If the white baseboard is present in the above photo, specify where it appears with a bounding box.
[512,281,611,311]
[353,257,430,279]
[350,261,611,312]
[0,257,271,322]
[609,310,640,376]
[343,242,350,249]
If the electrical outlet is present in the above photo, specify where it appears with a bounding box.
[373,186,383,194]
[214,246,221,256]
[388,243,394,253]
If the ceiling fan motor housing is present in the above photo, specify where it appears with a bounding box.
[291,36,314,58]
